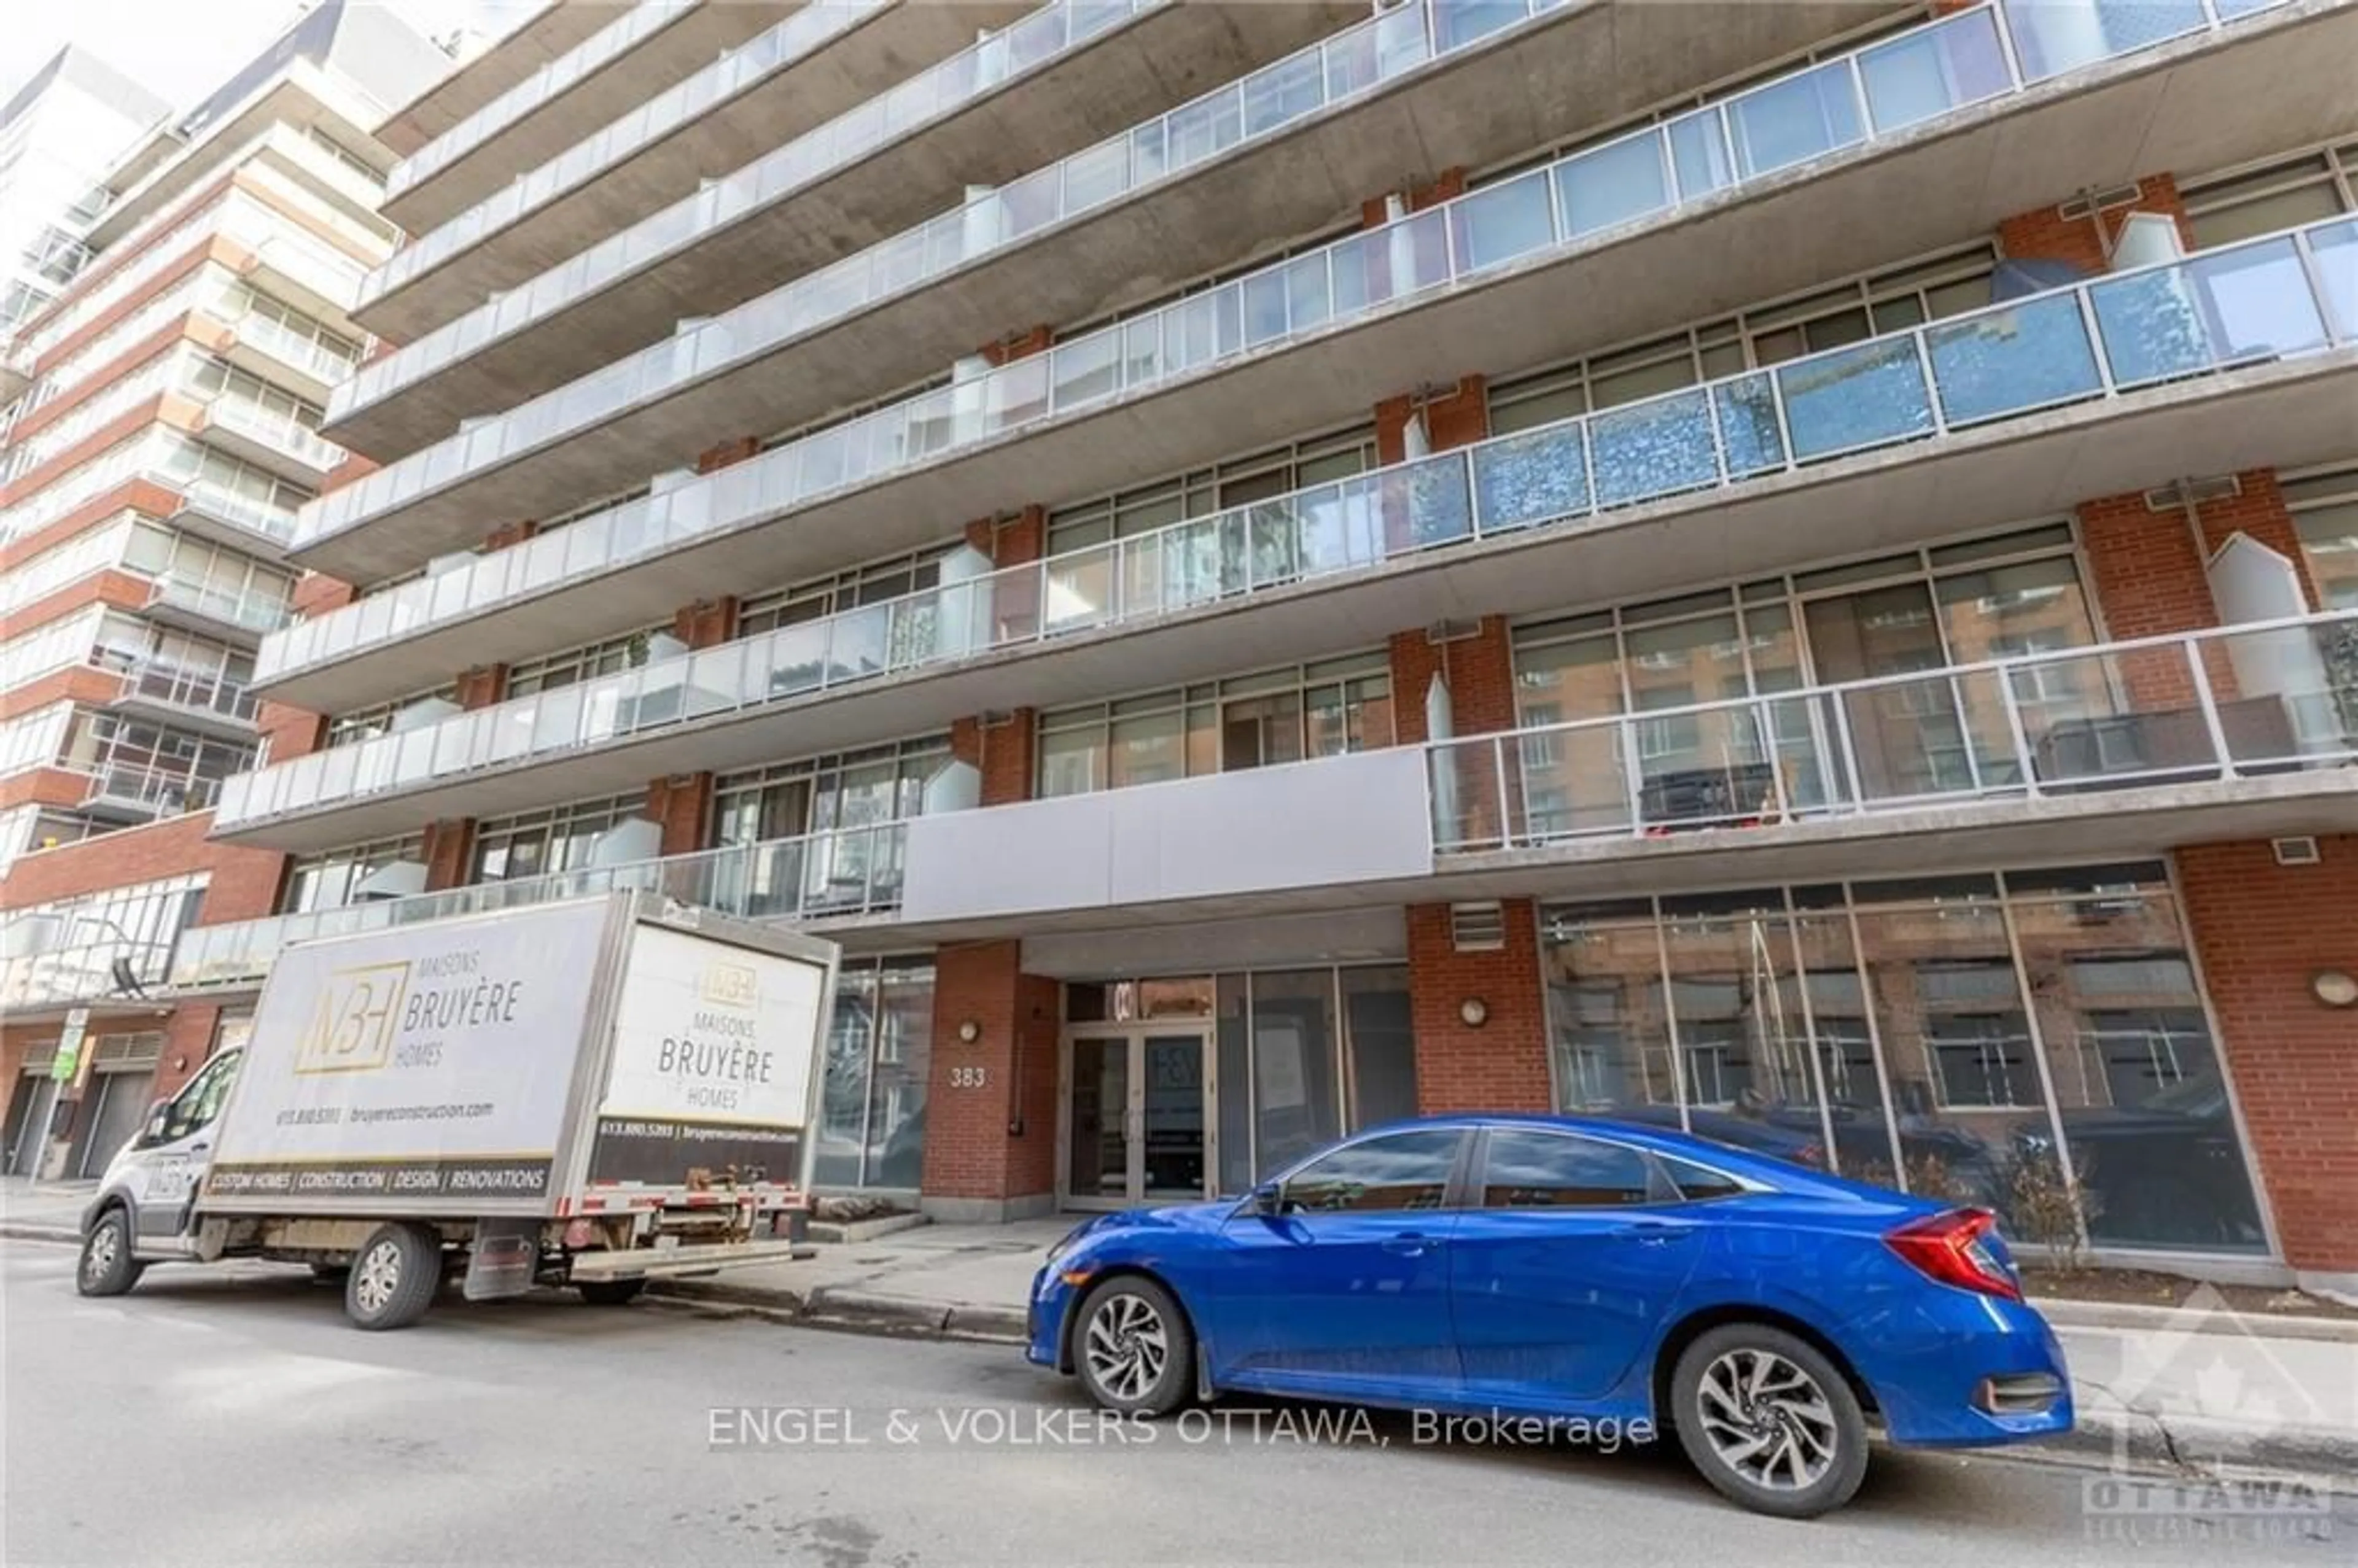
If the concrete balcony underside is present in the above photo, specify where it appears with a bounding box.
[335,1,1369,451]
[225,351,2358,847]
[329,0,1867,462]
[288,0,2357,589]
[378,3,806,244]
[377,3,631,157]
[348,4,1033,414]
[843,770,2358,954]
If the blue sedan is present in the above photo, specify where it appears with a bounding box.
[1028,1114,2071,1518]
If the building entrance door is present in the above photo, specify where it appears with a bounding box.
[1060,1030,1214,1209]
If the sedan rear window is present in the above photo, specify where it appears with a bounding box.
[1479,1129,1656,1208]
[1657,1155,1747,1202]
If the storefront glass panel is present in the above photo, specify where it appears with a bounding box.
[1540,863,2268,1257]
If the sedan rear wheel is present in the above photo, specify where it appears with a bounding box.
[1073,1277,1194,1418]
[1671,1324,1869,1518]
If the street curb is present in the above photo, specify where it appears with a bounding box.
[2042,1408,2358,1486]
[808,1212,932,1245]
[645,1278,1027,1344]
[2037,1297,2358,1345]
[0,1222,77,1245]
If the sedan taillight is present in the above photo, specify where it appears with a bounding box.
[1885,1207,2021,1302]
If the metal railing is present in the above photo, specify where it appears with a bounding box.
[386,0,680,198]
[101,656,260,725]
[0,937,177,1012]
[341,0,1528,415]
[81,764,224,816]
[365,0,1150,309]
[162,476,302,545]
[146,575,296,635]
[228,311,360,386]
[196,398,345,476]
[305,0,2300,548]
[169,821,908,989]
[1427,612,2358,852]
[228,213,2357,825]
[358,0,890,322]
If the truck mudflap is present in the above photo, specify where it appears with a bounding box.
[567,1238,817,1281]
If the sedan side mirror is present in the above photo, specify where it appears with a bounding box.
[1249,1181,1285,1217]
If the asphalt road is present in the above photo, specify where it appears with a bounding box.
[3,1240,2349,1567]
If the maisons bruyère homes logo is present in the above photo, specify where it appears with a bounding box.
[292,961,410,1075]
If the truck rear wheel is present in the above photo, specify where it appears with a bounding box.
[77,1208,144,1297]
[344,1222,441,1330]
[575,1278,647,1306]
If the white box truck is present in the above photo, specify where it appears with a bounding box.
[74,891,837,1330]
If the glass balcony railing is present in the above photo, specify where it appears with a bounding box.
[162,476,302,545]
[196,398,345,476]
[1427,611,2358,852]
[341,0,1539,421]
[228,312,360,387]
[1,937,177,1012]
[145,575,295,634]
[101,656,260,726]
[242,231,369,316]
[82,763,224,817]
[355,0,1155,368]
[387,1,680,200]
[354,0,890,338]
[169,821,908,989]
[302,0,2300,556]
[252,201,2358,741]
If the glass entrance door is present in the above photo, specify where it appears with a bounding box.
[1062,1030,1212,1208]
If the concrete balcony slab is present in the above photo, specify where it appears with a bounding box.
[341,1,1369,431]
[222,350,2358,849]
[379,2,802,239]
[286,0,2356,589]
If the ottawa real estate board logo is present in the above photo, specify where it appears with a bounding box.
[293,961,410,1075]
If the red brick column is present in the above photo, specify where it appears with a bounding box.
[2078,468,2318,716]
[920,941,1061,1219]
[1996,174,2192,272]
[673,596,739,648]
[455,664,507,709]
[1359,166,1466,230]
[696,436,760,472]
[645,773,714,856]
[2176,837,2358,1284]
[421,819,475,891]
[949,712,1038,807]
[1406,902,1552,1115]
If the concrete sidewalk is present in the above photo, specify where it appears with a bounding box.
[9,1180,2348,1484]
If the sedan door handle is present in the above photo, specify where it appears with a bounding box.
[1381,1232,1442,1256]
[1620,1221,1679,1246]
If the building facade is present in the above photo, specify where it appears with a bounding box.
[0,4,456,1179]
[21,1,2358,1295]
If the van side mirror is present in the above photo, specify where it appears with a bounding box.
[141,1099,172,1144]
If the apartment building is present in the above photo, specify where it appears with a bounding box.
[0,49,170,348]
[36,0,2358,1294]
[0,3,454,1179]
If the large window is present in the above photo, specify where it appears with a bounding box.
[1046,425,1378,556]
[1037,653,1393,799]
[1540,864,2267,1256]
[1508,524,2099,828]
[2284,465,2358,611]
[470,792,643,883]
[813,957,935,1190]
[1487,243,1996,431]
[711,738,949,847]
[2181,141,2357,249]
[282,834,423,914]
